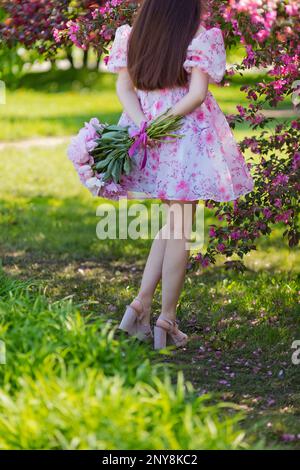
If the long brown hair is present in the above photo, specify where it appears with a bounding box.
[127,0,203,91]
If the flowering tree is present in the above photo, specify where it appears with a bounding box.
[52,0,137,55]
[58,0,300,270]
[193,0,300,270]
[0,1,108,69]
[0,0,72,54]
[1,0,299,269]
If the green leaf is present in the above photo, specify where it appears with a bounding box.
[112,161,121,184]
[123,158,132,175]
[104,158,116,179]
[95,155,113,170]
[105,125,128,133]
[101,131,126,141]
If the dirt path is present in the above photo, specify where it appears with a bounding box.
[0,135,71,151]
[0,108,297,151]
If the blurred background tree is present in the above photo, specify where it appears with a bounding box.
[0,0,110,85]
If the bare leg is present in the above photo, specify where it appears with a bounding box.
[160,200,198,321]
[130,202,170,323]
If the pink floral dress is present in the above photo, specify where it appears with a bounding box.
[106,24,254,202]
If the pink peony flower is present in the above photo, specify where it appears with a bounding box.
[85,176,105,196]
[104,181,121,193]
[68,118,103,165]
[77,164,94,183]
[84,118,103,139]
[102,181,127,200]
[67,136,90,165]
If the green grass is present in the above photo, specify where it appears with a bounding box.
[0,69,299,449]
[0,69,295,141]
[1,143,299,449]
[0,275,249,450]
[0,73,120,141]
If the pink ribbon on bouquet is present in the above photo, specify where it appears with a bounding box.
[128,121,148,170]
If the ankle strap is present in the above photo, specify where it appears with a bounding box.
[133,297,145,311]
[158,315,177,326]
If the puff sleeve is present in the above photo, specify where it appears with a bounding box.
[183,28,226,83]
[106,24,132,73]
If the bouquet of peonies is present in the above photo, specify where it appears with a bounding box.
[67,111,183,198]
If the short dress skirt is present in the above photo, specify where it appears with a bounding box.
[105,24,254,202]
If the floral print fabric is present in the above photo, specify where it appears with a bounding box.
[106,24,254,201]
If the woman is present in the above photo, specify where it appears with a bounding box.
[106,0,254,349]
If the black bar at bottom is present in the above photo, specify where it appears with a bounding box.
[0,449,298,466]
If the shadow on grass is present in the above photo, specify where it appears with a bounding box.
[0,193,296,264]
[0,195,157,261]
[15,69,267,93]
[0,193,297,267]
[1,192,299,449]
[3,112,122,137]
[13,69,117,93]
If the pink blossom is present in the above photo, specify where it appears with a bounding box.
[274,210,293,224]
[292,152,300,170]
[263,208,272,219]
[237,105,246,117]
[202,257,210,268]
[217,243,226,252]
[231,230,241,240]
[209,227,217,238]
[273,173,289,185]
[67,118,102,165]
[274,198,282,208]
[256,29,270,42]
[53,28,61,43]
[157,190,167,199]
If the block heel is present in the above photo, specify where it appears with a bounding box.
[119,306,137,336]
[154,326,167,350]
[154,315,188,350]
[118,297,153,342]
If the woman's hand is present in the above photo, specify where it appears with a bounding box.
[135,116,148,127]
[166,69,209,118]
[163,108,175,119]
[116,69,148,127]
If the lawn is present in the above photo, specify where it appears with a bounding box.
[0,70,299,450]
[0,69,295,142]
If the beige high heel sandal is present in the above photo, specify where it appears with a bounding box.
[154,315,188,350]
[118,297,153,342]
